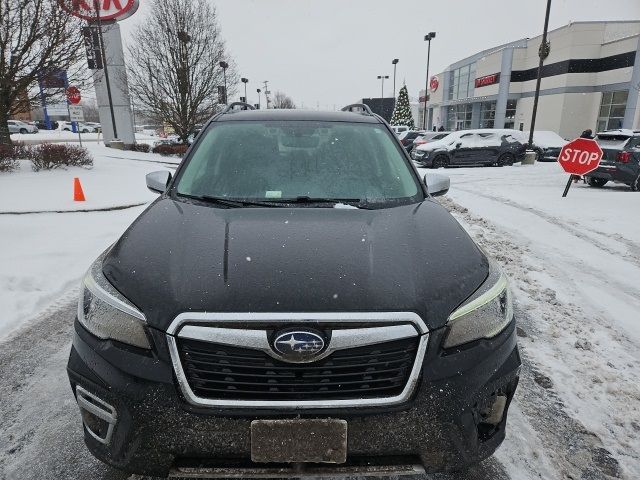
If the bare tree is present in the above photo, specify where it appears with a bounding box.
[0,0,85,144]
[271,91,296,109]
[126,0,237,143]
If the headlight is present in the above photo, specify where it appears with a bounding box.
[78,250,151,349]
[444,262,513,349]
[414,150,426,158]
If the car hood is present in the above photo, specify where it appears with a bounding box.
[103,198,489,332]
[416,139,453,152]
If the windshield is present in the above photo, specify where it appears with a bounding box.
[175,121,422,207]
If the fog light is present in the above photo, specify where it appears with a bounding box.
[76,385,117,445]
[481,394,507,426]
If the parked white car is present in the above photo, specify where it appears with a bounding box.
[391,125,410,135]
[59,122,97,133]
[8,120,38,134]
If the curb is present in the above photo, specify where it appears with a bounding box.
[0,202,148,216]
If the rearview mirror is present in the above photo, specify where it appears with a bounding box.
[146,170,172,194]
[424,173,450,197]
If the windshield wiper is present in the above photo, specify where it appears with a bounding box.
[179,193,277,208]
[270,196,373,209]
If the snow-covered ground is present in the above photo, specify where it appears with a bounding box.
[10,130,161,145]
[0,144,178,338]
[414,162,640,478]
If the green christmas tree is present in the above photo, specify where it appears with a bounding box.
[390,85,415,129]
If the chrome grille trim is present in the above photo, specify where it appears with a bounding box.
[166,312,429,409]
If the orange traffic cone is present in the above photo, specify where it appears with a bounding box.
[73,177,86,202]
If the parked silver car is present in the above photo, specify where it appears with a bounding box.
[8,120,38,134]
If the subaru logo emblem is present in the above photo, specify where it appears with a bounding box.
[273,330,326,362]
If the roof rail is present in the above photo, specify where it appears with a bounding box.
[222,102,256,114]
[341,103,374,115]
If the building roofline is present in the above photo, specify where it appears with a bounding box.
[442,20,640,73]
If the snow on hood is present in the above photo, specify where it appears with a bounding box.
[533,131,568,148]
[415,134,455,152]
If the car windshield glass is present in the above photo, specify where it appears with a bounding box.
[175,121,422,208]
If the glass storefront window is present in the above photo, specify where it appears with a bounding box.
[480,101,496,128]
[504,100,517,129]
[447,104,473,130]
[597,90,628,132]
[448,63,476,101]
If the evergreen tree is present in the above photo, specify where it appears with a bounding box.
[390,85,415,129]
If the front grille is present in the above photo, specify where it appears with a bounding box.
[177,337,419,401]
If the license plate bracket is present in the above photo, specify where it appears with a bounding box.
[251,419,347,464]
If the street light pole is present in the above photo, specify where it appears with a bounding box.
[392,59,399,101]
[528,0,553,148]
[423,32,436,130]
[219,61,229,104]
[377,75,389,117]
[241,77,249,103]
[257,88,262,109]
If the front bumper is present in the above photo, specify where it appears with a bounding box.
[411,151,432,167]
[67,319,520,477]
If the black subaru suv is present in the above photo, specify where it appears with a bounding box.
[584,130,640,191]
[67,103,520,478]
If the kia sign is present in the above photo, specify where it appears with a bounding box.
[66,86,82,105]
[59,0,140,21]
[430,76,439,92]
[558,138,603,197]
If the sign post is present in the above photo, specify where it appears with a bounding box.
[66,86,82,144]
[58,0,140,145]
[69,105,85,147]
[558,138,603,197]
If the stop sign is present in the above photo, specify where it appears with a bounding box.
[558,138,603,176]
[67,86,81,105]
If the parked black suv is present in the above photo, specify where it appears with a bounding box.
[585,130,640,191]
[67,103,520,478]
[398,129,425,153]
[412,129,527,168]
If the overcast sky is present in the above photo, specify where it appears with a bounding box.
[119,0,640,109]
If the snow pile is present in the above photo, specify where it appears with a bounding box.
[0,145,177,338]
[422,162,640,477]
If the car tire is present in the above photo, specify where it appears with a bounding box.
[19,128,27,134]
[496,153,514,167]
[432,155,449,169]
[586,177,608,188]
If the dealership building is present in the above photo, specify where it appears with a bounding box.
[420,21,640,138]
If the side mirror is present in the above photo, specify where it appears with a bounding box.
[146,170,172,194]
[424,173,450,197]
[455,142,462,149]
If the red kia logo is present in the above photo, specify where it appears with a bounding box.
[58,0,139,21]
[430,76,439,92]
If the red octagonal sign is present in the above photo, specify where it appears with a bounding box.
[66,86,81,105]
[558,138,603,176]
[58,0,140,22]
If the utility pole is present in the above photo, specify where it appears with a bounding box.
[263,81,271,109]
[528,0,553,148]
